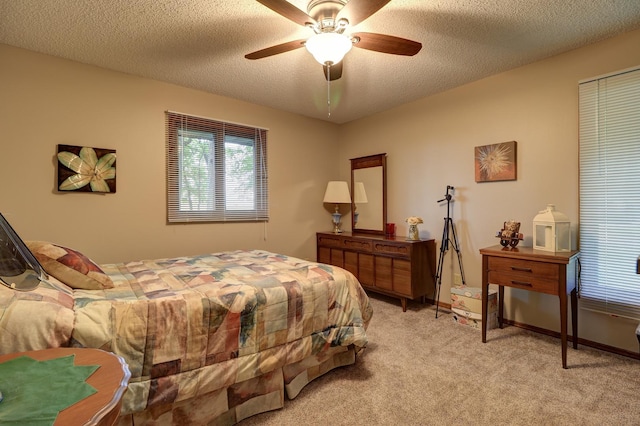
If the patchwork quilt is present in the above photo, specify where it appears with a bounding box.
[0,250,372,418]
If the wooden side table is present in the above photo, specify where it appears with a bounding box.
[480,245,580,369]
[0,348,130,425]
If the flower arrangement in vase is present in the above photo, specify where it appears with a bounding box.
[406,216,423,240]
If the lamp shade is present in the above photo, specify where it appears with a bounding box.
[306,32,352,65]
[354,182,368,203]
[323,181,351,203]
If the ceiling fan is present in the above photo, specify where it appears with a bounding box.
[245,0,422,81]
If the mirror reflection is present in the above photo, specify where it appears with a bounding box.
[351,154,386,235]
[353,168,383,231]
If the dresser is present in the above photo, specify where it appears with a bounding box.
[317,232,436,311]
[480,245,580,368]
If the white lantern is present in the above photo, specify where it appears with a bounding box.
[533,204,571,252]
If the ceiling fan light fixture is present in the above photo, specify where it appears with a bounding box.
[306,32,352,65]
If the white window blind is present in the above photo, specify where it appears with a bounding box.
[579,66,640,319]
[165,111,268,223]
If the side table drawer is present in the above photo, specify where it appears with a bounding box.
[488,257,559,280]
[487,270,558,295]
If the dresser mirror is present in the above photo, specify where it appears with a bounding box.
[351,153,387,235]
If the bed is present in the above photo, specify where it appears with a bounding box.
[0,236,372,425]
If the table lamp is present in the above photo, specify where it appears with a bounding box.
[323,181,351,233]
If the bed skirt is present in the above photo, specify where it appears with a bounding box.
[116,345,357,425]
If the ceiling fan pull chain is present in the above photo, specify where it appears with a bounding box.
[327,63,331,118]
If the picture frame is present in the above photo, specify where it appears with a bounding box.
[474,141,517,183]
[57,144,117,193]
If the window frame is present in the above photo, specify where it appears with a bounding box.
[165,111,268,223]
[578,66,640,319]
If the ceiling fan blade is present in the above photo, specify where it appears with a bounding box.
[323,62,343,81]
[255,0,316,27]
[352,32,422,56]
[245,39,307,60]
[336,0,390,26]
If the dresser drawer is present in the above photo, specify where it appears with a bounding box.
[487,271,558,295]
[372,241,410,257]
[374,256,393,291]
[317,234,343,248]
[358,254,374,286]
[392,259,412,296]
[317,246,331,265]
[343,238,373,253]
[488,257,559,280]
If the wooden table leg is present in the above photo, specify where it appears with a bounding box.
[559,290,568,369]
[571,288,578,350]
[482,255,488,343]
[498,286,505,329]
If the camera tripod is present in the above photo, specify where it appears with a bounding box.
[434,185,465,319]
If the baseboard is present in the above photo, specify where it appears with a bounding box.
[424,298,639,361]
[502,318,640,361]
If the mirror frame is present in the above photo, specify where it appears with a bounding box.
[350,153,387,235]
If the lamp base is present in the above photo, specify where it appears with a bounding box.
[331,212,342,233]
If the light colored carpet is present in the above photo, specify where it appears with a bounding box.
[241,293,639,425]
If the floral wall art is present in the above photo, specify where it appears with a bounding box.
[57,144,116,193]
[474,141,517,183]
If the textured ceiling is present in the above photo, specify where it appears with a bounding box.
[2,0,640,123]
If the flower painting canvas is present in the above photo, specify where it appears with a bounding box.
[474,141,517,183]
[57,144,116,193]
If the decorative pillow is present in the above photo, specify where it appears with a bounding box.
[25,241,114,290]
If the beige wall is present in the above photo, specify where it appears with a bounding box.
[0,44,339,263]
[338,28,640,353]
[2,28,640,353]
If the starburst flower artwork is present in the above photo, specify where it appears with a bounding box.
[57,144,117,192]
[474,141,517,182]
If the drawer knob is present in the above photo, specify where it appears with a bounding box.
[511,266,532,273]
[511,280,532,287]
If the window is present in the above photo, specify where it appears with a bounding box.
[579,66,640,319]
[165,111,268,222]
